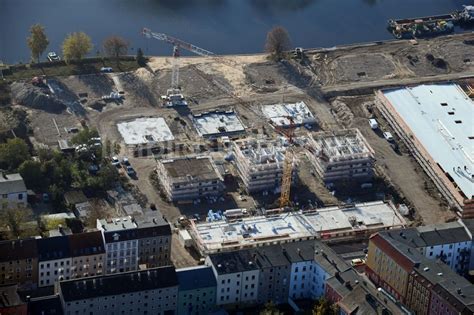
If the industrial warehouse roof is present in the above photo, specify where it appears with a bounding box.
[59,266,178,302]
[191,201,405,254]
[382,84,474,200]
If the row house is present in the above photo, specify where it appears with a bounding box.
[37,236,72,287]
[176,266,217,315]
[206,240,351,309]
[68,231,105,279]
[383,222,472,275]
[366,232,474,315]
[58,266,179,315]
[97,213,172,274]
[0,239,37,290]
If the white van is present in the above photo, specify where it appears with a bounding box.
[369,118,378,130]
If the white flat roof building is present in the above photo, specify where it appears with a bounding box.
[190,201,405,254]
[262,101,316,127]
[192,110,245,137]
[379,84,474,217]
[117,117,174,145]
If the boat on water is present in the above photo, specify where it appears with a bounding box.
[387,5,473,39]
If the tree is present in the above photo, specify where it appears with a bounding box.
[136,48,146,67]
[103,36,129,66]
[260,302,282,315]
[62,32,93,62]
[71,128,99,145]
[0,206,35,239]
[0,138,30,170]
[18,160,43,191]
[27,24,49,63]
[312,298,337,315]
[265,26,291,60]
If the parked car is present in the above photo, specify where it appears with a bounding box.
[383,131,394,142]
[369,118,379,130]
[126,165,136,176]
[100,67,113,73]
[122,157,130,166]
[111,156,120,167]
[351,258,365,267]
[47,52,60,62]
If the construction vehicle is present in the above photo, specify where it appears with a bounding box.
[277,116,296,208]
[142,28,214,106]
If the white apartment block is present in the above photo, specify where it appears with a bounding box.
[97,217,139,274]
[38,258,72,287]
[207,252,259,306]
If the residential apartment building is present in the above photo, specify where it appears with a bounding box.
[308,129,375,186]
[0,284,27,315]
[176,266,216,315]
[459,218,474,275]
[97,216,139,274]
[156,156,224,202]
[383,222,472,275]
[135,212,172,268]
[37,236,72,287]
[0,173,27,209]
[68,231,105,279]
[58,266,179,315]
[366,231,474,314]
[252,245,291,305]
[207,250,260,307]
[232,138,288,193]
[0,239,37,290]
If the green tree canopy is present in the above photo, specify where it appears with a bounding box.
[71,128,99,145]
[0,138,30,170]
[18,160,43,191]
[62,32,93,62]
[27,24,49,63]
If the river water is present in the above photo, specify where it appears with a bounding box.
[0,0,470,63]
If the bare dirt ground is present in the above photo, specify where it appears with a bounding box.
[310,33,474,88]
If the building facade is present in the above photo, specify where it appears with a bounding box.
[308,129,375,186]
[0,173,27,209]
[156,156,224,201]
[176,266,217,315]
[97,217,139,274]
[232,138,288,193]
[0,239,37,290]
[135,212,172,268]
[59,266,179,315]
[207,251,260,307]
[68,231,105,279]
[37,236,72,287]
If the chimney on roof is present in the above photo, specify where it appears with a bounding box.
[1,172,7,179]
[58,225,64,235]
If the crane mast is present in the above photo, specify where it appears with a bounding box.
[278,117,296,208]
[142,28,214,91]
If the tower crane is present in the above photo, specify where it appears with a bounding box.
[277,117,296,208]
[142,28,215,105]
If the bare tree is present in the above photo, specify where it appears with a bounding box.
[103,36,129,67]
[265,26,291,60]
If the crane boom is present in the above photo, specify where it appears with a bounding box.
[142,28,215,57]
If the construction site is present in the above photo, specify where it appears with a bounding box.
[232,138,289,194]
[189,201,406,255]
[4,30,474,265]
[307,129,375,186]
